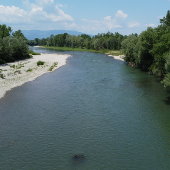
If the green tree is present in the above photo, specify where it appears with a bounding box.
[121,34,139,64]
[0,24,12,39]
[12,30,27,40]
[160,10,170,26]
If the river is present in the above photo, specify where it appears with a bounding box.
[0,47,170,170]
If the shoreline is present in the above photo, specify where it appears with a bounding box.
[38,46,125,61]
[0,51,124,100]
[0,53,71,99]
[106,54,125,61]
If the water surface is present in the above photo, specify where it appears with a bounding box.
[0,48,170,170]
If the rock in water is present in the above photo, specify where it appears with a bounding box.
[73,154,85,160]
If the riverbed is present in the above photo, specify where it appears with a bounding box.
[0,47,170,170]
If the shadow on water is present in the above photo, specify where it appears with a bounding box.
[163,88,170,105]
[69,154,87,170]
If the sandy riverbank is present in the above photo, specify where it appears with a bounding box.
[0,53,71,99]
[0,52,124,100]
[107,54,125,61]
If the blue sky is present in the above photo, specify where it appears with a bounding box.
[0,0,169,34]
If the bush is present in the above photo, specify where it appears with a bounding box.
[37,61,45,66]
[26,68,33,72]
[48,62,58,71]
[0,73,5,79]
[0,37,30,63]
[0,25,30,64]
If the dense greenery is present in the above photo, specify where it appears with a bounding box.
[2,11,169,89]
[28,32,126,51]
[28,11,170,87]
[41,46,122,56]
[121,10,170,88]
[37,61,45,66]
[0,25,30,64]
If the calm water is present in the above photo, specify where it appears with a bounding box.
[0,48,170,170]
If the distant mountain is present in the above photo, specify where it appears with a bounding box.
[22,30,83,40]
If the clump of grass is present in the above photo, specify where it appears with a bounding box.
[14,70,21,74]
[48,62,58,71]
[10,63,25,69]
[10,65,16,69]
[29,50,40,55]
[16,63,24,69]
[0,73,5,79]
[37,61,45,66]
[26,68,33,72]
[107,50,123,56]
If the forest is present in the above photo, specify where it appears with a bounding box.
[0,25,30,64]
[29,10,170,88]
[28,31,125,51]
[0,10,170,88]
[122,10,170,88]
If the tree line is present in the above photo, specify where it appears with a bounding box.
[28,11,170,87]
[121,10,170,88]
[28,32,126,51]
[0,25,30,64]
[1,10,170,88]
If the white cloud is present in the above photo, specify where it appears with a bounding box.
[115,10,128,19]
[128,22,140,28]
[70,10,129,34]
[103,16,122,30]
[0,2,74,28]
[145,24,155,27]
[0,3,143,34]
[0,5,26,18]
[55,6,74,21]
[40,0,54,4]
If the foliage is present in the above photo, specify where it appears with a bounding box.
[0,25,30,64]
[121,34,139,64]
[48,62,58,71]
[0,25,12,39]
[26,68,33,72]
[28,32,125,51]
[29,50,40,55]
[0,73,5,79]
[121,10,170,87]
[37,61,45,66]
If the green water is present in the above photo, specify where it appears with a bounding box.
[0,48,170,170]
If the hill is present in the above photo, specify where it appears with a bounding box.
[22,30,83,40]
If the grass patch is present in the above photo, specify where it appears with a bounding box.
[29,50,40,55]
[0,73,5,79]
[14,70,21,74]
[26,68,33,72]
[37,61,45,66]
[41,46,123,55]
[48,62,58,71]
[106,50,123,56]
[10,63,25,69]
[10,65,16,69]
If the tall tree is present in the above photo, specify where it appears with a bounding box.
[0,25,12,39]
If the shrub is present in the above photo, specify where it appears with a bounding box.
[10,65,16,69]
[48,62,58,71]
[37,61,45,66]
[26,68,33,72]
[0,73,5,79]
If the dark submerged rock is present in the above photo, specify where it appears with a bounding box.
[72,154,85,160]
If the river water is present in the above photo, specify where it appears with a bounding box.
[0,47,170,170]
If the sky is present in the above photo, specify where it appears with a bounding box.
[0,0,169,35]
